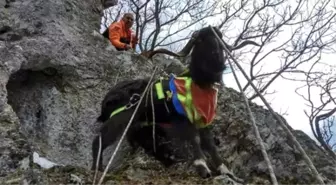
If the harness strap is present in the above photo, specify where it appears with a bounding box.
[155,78,165,100]
[108,78,172,120]
[109,93,140,118]
[110,106,127,118]
[154,77,172,100]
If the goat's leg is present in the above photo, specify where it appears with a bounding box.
[190,134,212,178]
[126,128,140,155]
[199,127,223,171]
[175,123,211,178]
[92,123,121,171]
[91,122,122,171]
[199,127,244,183]
[91,109,141,171]
[91,134,103,171]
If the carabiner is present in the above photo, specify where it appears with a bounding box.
[125,93,141,109]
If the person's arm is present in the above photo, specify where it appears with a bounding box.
[109,24,128,49]
[131,33,138,49]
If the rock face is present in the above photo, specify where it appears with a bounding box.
[0,0,335,184]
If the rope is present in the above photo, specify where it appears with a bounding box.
[95,66,159,185]
[136,52,171,154]
[139,52,181,154]
[92,135,102,185]
[209,27,278,185]
[150,82,157,153]
[209,26,325,184]
[228,58,278,185]
[142,82,158,153]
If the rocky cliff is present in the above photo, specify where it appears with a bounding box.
[0,0,335,184]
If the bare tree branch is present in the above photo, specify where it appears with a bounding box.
[315,108,336,159]
[212,0,335,101]
[102,0,227,52]
[294,58,336,159]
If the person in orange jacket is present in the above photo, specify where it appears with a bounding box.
[108,13,138,51]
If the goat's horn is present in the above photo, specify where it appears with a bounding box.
[176,30,199,56]
[232,40,260,50]
[147,30,199,59]
[147,48,182,58]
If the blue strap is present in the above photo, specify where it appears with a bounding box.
[169,76,186,116]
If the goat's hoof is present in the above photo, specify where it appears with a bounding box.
[194,159,212,178]
[217,163,229,174]
[217,163,244,183]
[214,175,240,185]
[195,165,211,179]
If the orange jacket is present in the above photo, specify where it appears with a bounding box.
[108,20,137,50]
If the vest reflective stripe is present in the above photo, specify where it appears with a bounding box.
[175,77,195,124]
[184,78,194,123]
[172,76,217,128]
[155,82,165,99]
[110,106,126,118]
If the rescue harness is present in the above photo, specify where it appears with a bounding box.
[108,74,218,128]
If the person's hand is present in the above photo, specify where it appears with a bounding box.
[125,44,132,50]
[132,34,139,43]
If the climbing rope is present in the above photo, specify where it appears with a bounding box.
[94,66,159,185]
[143,81,158,153]
[209,26,325,184]
[227,56,278,185]
[209,27,278,185]
[92,135,102,185]
[150,82,157,153]
[139,52,185,154]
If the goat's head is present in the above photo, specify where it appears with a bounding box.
[145,26,225,71]
[188,26,226,87]
[146,26,260,87]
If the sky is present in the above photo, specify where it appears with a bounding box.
[222,50,336,143]
[100,0,336,145]
[223,56,335,140]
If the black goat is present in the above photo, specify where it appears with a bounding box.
[91,26,256,180]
